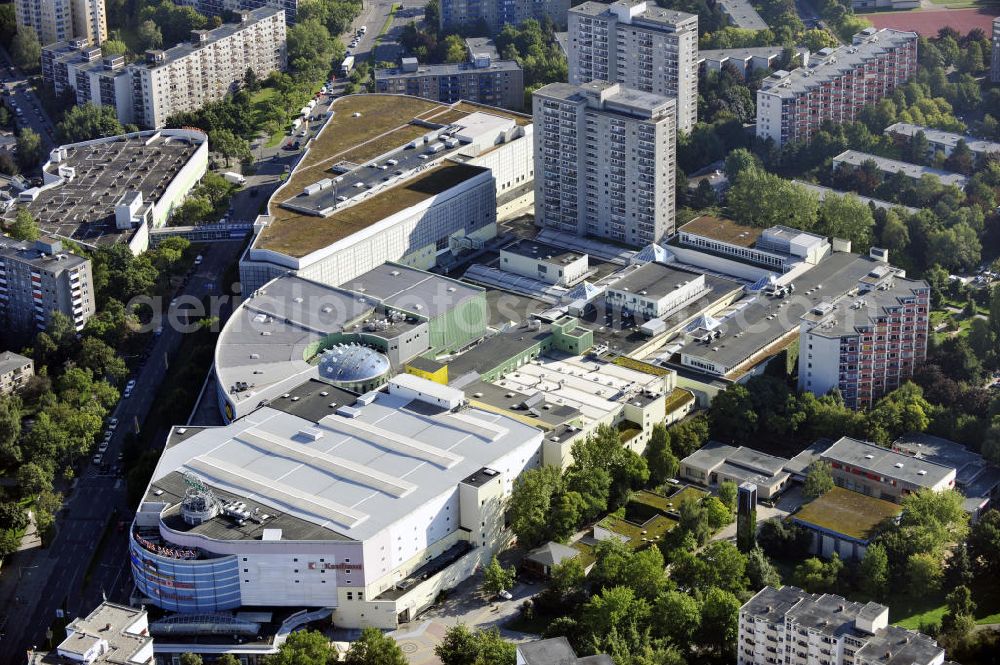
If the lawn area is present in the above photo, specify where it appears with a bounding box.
[613,355,672,376]
[664,387,695,413]
[338,124,430,165]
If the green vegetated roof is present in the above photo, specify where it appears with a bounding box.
[793,486,902,541]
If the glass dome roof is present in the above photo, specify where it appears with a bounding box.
[319,344,390,383]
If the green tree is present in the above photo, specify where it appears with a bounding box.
[860,542,889,600]
[507,465,561,548]
[138,19,164,51]
[0,502,28,532]
[17,461,53,496]
[210,128,252,165]
[568,424,648,510]
[906,552,943,593]
[726,166,818,231]
[645,423,678,486]
[179,654,203,665]
[898,489,969,554]
[793,555,843,593]
[10,208,40,242]
[668,415,708,457]
[15,128,43,171]
[10,29,41,70]
[704,496,733,530]
[968,509,1000,583]
[708,384,757,443]
[746,546,781,590]
[343,626,407,665]
[579,586,650,656]
[699,587,740,658]
[266,628,337,665]
[803,461,835,500]
[816,193,875,251]
[440,34,466,63]
[435,626,515,665]
[102,39,128,57]
[481,556,515,599]
[216,655,240,665]
[941,585,976,638]
[287,19,334,78]
[717,480,737,514]
[653,590,701,646]
[0,528,20,557]
[57,103,125,143]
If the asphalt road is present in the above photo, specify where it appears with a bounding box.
[0,240,244,663]
[0,47,58,158]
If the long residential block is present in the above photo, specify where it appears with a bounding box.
[568,0,698,132]
[756,28,917,147]
[375,55,524,111]
[129,7,287,129]
[533,81,677,247]
[740,586,946,665]
[439,0,569,34]
[993,17,1000,84]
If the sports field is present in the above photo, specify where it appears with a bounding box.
[866,7,997,35]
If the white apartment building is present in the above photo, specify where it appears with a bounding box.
[993,17,1000,84]
[568,0,698,132]
[757,28,918,147]
[15,0,106,46]
[128,7,286,129]
[739,586,946,665]
[0,236,95,333]
[42,42,133,124]
[533,81,677,247]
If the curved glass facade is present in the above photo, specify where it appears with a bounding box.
[130,532,241,612]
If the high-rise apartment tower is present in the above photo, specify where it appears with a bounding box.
[568,0,698,133]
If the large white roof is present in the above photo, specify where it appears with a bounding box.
[149,387,541,542]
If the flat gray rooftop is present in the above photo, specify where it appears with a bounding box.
[679,252,884,374]
[885,122,1000,156]
[10,131,204,246]
[146,390,541,542]
[0,351,30,375]
[375,59,522,80]
[821,436,955,488]
[570,0,696,29]
[717,0,768,30]
[833,150,969,188]
[608,262,704,300]
[793,181,918,214]
[501,238,584,265]
[341,263,484,318]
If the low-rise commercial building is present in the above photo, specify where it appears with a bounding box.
[0,351,34,394]
[832,149,970,189]
[756,29,918,147]
[791,486,902,560]
[128,8,287,128]
[518,638,613,665]
[0,237,95,333]
[820,436,956,502]
[6,130,208,254]
[131,375,543,629]
[717,0,768,30]
[498,239,589,286]
[850,0,919,10]
[884,122,1000,161]
[739,587,946,665]
[605,261,709,319]
[28,602,153,665]
[674,216,830,275]
[375,54,524,111]
[679,441,791,499]
[893,432,1000,520]
[241,96,534,293]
